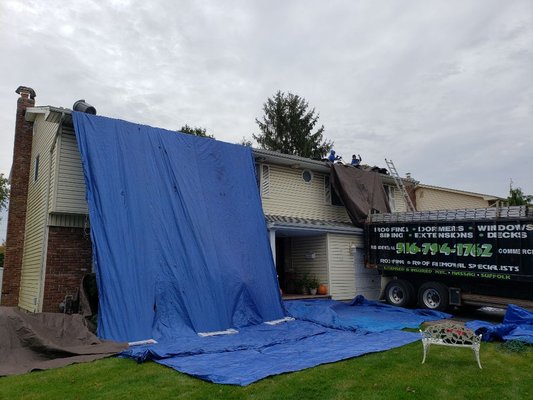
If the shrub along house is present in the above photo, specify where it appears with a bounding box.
[2,86,502,313]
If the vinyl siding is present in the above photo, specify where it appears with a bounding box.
[416,187,490,211]
[260,164,350,222]
[327,233,364,300]
[48,213,88,228]
[384,184,408,213]
[52,127,88,215]
[353,246,381,300]
[393,187,408,212]
[290,236,329,287]
[18,116,58,312]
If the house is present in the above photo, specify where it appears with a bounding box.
[1,86,503,313]
[2,88,91,312]
[253,149,387,300]
[414,184,502,211]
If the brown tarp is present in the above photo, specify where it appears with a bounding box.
[0,307,127,376]
[330,164,391,227]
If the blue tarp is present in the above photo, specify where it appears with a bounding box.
[122,318,421,386]
[73,113,285,342]
[285,296,451,332]
[73,113,444,385]
[121,297,451,385]
[466,304,533,343]
[154,326,419,386]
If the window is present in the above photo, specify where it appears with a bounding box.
[34,154,40,182]
[384,185,397,211]
[261,165,270,197]
[324,176,343,206]
[302,169,313,183]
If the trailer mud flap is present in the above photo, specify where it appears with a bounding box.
[449,287,461,306]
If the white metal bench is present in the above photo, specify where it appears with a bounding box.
[420,322,482,369]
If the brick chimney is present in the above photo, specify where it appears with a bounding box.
[1,86,36,306]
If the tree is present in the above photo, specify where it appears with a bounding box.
[238,137,253,147]
[507,183,532,206]
[0,173,9,216]
[253,91,332,159]
[179,125,214,139]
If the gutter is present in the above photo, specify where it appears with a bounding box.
[266,221,363,235]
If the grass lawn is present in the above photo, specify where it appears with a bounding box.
[1,340,530,400]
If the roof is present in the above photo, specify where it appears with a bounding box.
[252,148,331,173]
[24,107,404,187]
[25,106,72,124]
[251,148,402,187]
[265,214,362,234]
[416,183,503,201]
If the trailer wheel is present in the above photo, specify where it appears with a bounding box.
[418,282,449,311]
[385,279,415,307]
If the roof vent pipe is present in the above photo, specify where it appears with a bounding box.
[73,100,96,115]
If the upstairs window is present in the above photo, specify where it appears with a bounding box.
[324,175,343,206]
[261,164,270,198]
[302,169,313,183]
[384,185,397,212]
[34,154,40,182]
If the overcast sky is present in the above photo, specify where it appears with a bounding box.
[1,0,532,240]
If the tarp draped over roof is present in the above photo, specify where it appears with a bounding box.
[73,112,285,342]
[73,113,447,385]
[330,164,391,227]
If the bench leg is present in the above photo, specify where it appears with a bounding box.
[472,346,482,369]
[422,341,430,364]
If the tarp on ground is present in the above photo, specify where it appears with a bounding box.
[0,307,126,376]
[285,296,451,332]
[73,113,285,342]
[466,304,533,343]
[330,164,391,226]
[123,319,421,386]
[122,298,451,385]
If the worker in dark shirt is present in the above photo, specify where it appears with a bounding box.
[351,154,362,166]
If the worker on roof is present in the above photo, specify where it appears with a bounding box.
[328,150,341,162]
[351,154,362,166]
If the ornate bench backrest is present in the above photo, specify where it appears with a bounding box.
[422,322,481,346]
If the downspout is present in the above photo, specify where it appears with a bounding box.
[37,112,64,312]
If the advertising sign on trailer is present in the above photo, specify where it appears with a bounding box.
[367,219,533,283]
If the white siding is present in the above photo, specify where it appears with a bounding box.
[384,184,408,213]
[393,187,408,212]
[48,213,87,228]
[291,236,329,287]
[415,187,490,211]
[261,164,350,222]
[353,247,381,300]
[327,233,364,300]
[52,127,88,215]
[18,116,58,312]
